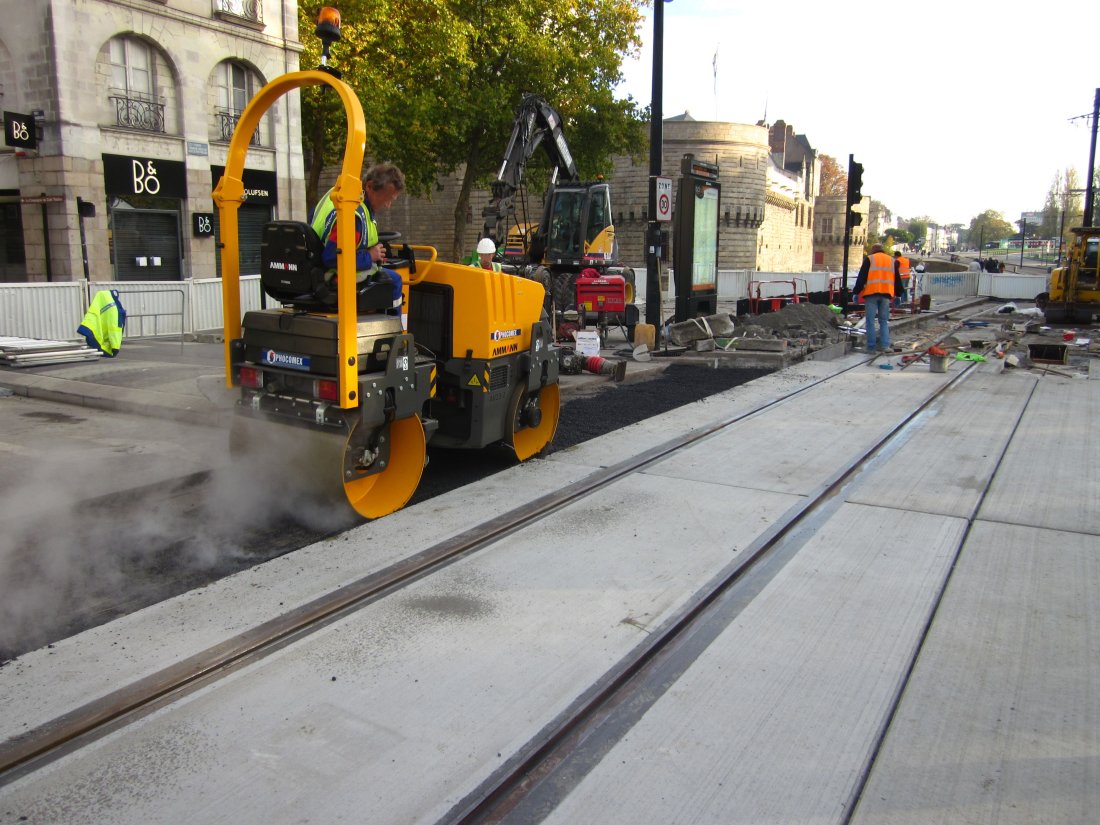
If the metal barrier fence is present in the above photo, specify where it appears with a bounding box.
[0,267,1045,344]
[0,276,266,342]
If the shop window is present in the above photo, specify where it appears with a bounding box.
[0,202,28,282]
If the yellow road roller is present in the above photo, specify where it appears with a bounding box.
[214,62,559,519]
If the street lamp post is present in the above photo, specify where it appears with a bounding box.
[1020,216,1026,269]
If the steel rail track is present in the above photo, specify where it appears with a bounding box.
[0,307,999,787]
[441,352,1008,825]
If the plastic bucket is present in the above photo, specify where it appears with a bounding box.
[930,355,949,373]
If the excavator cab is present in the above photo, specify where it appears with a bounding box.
[540,183,616,266]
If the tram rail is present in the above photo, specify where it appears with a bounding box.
[0,321,991,789]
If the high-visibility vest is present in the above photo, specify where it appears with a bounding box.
[864,252,896,297]
[77,289,126,356]
[896,256,911,283]
[470,260,502,272]
[309,188,378,277]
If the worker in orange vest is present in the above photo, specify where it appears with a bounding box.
[894,250,911,307]
[853,243,902,353]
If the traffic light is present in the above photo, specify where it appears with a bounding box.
[849,207,863,227]
[846,158,864,206]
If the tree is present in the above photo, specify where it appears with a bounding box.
[1040,168,1086,254]
[905,217,929,249]
[818,154,847,197]
[297,0,649,260]
[885,227,913,246]
[967,210,1015,249]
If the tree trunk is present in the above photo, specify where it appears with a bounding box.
[451,130,484,262]
[306,112,326,211]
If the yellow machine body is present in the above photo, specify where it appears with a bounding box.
[1045,227,1100,323]
[215,70,559,519]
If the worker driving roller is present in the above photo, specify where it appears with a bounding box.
[310,162,406,316]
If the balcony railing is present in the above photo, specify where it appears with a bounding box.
[109,93,166,133]
[216,109,261,146]
[213,0,263,25]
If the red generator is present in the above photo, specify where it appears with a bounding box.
[575,271,626,315]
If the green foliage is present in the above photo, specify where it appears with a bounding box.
[298,0,649,258]
[966,209,1015,248]
[905,218,928,245]
[885,227,913,245]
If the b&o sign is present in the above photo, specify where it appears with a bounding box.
[4,111,36,150]
[102,153,187,199]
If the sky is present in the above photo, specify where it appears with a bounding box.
[614,0,1100,228]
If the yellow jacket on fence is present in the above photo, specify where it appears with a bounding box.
[77,289,126,356]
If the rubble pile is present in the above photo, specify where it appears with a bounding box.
[665,303,844,352]
[735,303,845,346]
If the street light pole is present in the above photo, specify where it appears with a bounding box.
[644,0,666,333]
[1020,216,1026,268]
[1058,202,1066,267]
[1085,88,1099,227]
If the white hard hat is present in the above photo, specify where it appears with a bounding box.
[476,237,497,254]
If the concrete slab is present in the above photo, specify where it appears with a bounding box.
[646,368,950,497]
[978,374,1100,535]
[846,371,1037,518]
[850,522,1100,825]
[538,503,966,825]
[0,475,802,824]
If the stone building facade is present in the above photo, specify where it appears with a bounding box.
[812,195,869,274]
[608,116,818,273]
[379,114,820,275]
[0,0,305,283]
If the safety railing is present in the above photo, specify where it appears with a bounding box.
[747,277,810,314]
[108,93,166,133]
[110,286,186,350]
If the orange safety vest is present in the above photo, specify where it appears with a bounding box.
[864,251,896,297]
[896,256,911,283]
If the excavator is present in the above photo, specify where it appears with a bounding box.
[1040,90,1100,325]
[213,8,560,520]
[1041,227,1100,324]
[481,93,638,341]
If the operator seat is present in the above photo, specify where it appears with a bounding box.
[259,220,394,312]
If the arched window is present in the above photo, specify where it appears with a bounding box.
[110,37,153,99]
[213,61,265,145]
[108,37,164,132]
